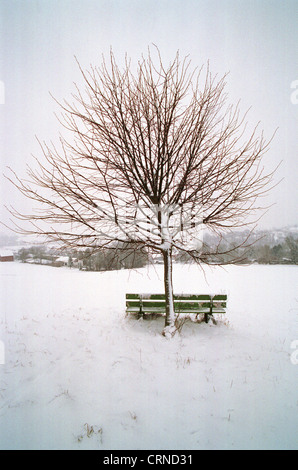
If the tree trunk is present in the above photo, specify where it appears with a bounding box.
[162,247,176,337]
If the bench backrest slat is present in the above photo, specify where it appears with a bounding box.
[126,294,213,300]
[126,294,141,299]
[174,294,211,300]
[126,301,144,308]
[213,295,227,300]
[126,294,226,311]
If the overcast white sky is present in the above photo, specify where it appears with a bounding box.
[0,0,297,232]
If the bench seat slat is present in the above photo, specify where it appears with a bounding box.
[174,301,211,307]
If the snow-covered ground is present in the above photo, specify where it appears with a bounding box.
[0,261,297,450]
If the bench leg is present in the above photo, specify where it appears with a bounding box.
[205,303,214,323]
[137,308,144,320]
[204,312,217,324]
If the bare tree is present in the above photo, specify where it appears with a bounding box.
[5,48,277,336]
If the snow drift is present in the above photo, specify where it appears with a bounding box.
[0,262,297,449]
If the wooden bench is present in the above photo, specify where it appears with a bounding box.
[126,293,227,323]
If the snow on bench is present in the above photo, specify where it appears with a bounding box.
[126,293,227,323]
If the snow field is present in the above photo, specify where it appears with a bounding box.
[0,262,297,449]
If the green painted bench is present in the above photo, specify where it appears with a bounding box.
[126,293,227,323]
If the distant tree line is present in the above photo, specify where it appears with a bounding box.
[175,235,298,265]
[17,241,149,270]
[75,242,149,271]
[16,235,298,268]
[18,245,54,264]
[247,236,298,265]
